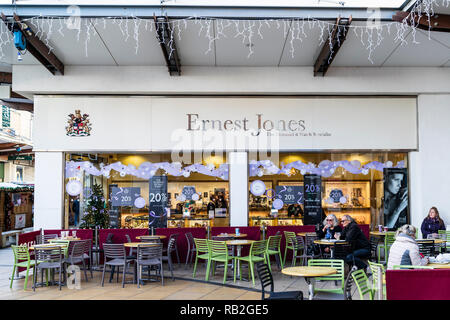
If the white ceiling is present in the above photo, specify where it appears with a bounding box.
[0,16,449,69]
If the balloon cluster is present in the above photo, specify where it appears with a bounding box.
[249,159,405,177]
[65,160,230,180]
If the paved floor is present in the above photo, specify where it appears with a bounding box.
[0,247,363,300]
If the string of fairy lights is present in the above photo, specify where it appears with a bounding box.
[0,0,449,63]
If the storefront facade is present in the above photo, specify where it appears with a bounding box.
[25,89,442,231]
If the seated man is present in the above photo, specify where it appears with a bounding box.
[339,215,371,270]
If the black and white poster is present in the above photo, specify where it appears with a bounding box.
[384,168,409,230]
[149,176,169,229]
[303,174,322,225]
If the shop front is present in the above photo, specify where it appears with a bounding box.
[33,96,417,231]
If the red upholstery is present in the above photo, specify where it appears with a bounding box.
[44,229,93,240]
[359,224,370,240]
[386,269,450,300]
[156,227,207,263]
[98,229,148,248]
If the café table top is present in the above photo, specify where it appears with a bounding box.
[124,242,159,248]
[427,262,450,269]
[136,235,167,240]
[225,239,254,246]
[297,232,317,237]
[214,233,247,239]
[282,266,337,278]
[48,237,81,242]
[29,243,68,251]
[417,239,446,244]
[370,231,387,236]
[314,239,348,245]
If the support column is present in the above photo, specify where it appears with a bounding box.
[34,152,65,230]
[229,152,248,227]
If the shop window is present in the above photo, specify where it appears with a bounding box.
[64,153,229,229]
[248,152,408,230]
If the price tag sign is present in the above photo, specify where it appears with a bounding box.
[304,174,322,225]
[110,187,141,207]
[275,185,304,205]
[149,176,168,228]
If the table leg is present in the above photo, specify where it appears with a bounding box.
[305,277,315,300]
[236,246,241,278]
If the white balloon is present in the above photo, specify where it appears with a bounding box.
[192,193,200,201]
[134,197,146,209]
[66,180,82,196]
[339,196,347,204]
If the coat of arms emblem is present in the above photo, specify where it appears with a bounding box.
[66,110,91,136]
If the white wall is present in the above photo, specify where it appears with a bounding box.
[13,66,450,96]
[34,152,64,230]
[409,94,450,231]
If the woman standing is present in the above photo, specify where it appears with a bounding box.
[421,207,446,239]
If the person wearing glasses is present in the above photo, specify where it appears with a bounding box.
[316,214,343,255]
[387,224,429,270]
[340,215,371,270]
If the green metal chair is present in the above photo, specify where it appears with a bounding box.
[207,240,234,284]
[367,260,386,299]
[10,245,39,290]
[192,238,209,279]
[307,259,345,296]
[351,269,374,300]
[234,240,267,285]
[392,265,434,270]
[265,235,283,271]
[283,231,297,267]
[378,232,396,264]
[438,230,450,253]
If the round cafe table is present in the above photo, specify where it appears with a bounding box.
[313,239,348,258]
[136,235,167,240]
[370,231,387,237]
[297,232,317,237]
[48,237,81,242]
[225,240,254,280]
[29,243,68,251]
[124,242,159,248]
[282,266,337,300]
[427,262,450,269]
[215,233,247,239]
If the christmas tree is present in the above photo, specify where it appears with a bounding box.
[79,183,109,229]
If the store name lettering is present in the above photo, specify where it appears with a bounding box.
[186,114,306,136]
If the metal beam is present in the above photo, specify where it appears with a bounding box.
[313,16,352,77]
[0,5,399,21]
[1,98,33,112]
[154,16,181,76]
[393,11,450,33]
[0,13,64,75]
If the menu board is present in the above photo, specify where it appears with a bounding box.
[275,185,304,205]
[110,187,141,207]
[303,174,322,225]
[108,184,120,228]
[149,176,168,229]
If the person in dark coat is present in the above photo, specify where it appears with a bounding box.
[340,215,371,270]
[421,207,446,239]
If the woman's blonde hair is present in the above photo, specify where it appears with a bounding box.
[323,214,339,227]
[396,224,416,238]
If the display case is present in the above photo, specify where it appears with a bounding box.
[121,213,148,229]
[323,181,371,224]
[277,217,304,226]
[167,217,213,228]
[249,216,304,227]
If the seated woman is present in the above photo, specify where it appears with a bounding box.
[316,214,342,254]
[317,214,342,239]
[421,207,446,239]
[387,224,429,270]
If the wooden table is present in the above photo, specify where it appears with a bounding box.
[370,231,387,237]
[48,237,81,242]
[124,242,159,248]
[282,266,337,300]
[225,240,254,280]
[297,232,317,237]
[215,233,247,239]
[314,239,348,258]
[136,235,167,240]
[427,262,450,269]
[29,243,68,251]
